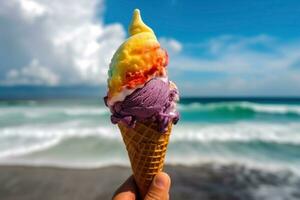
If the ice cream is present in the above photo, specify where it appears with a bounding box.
[104,9,180,197]
[105,78,179,132]
[104,9,179,133]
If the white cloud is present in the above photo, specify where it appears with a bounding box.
[6,59,59,85]
[1,0,299,96]
[159,37,182,54]
[169,35,300,96]
[19,0,47,19]
[0,0,125,86]
[173,35,287,73]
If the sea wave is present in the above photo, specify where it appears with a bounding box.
[178,102,300,116]
[0,138,61,158]
[172,122,300,144]
[0,121,300,160]
[1,102,300,122]
[0,107,108,119]
[1,122,300,144]
[0,125,119,140]
[0,125,120,158]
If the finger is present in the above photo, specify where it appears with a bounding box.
[144,172,171,200]
[166,192,170,200]
[113,175,138,200]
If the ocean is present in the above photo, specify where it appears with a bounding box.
[0,98,300,173]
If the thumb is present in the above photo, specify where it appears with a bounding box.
[144,172,171,200]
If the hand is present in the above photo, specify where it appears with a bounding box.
[113,172,171,200]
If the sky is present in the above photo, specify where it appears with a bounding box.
[0,0,300,96]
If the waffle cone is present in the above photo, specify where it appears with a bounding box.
[118,121,172,198]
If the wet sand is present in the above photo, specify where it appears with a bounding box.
[0,164,299,200]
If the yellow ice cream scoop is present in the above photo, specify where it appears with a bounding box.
[107,9,168,105]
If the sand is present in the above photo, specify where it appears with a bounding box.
[0,164,299,200]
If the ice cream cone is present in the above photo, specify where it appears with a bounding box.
[104,9,179,198]
[118,121,172,198]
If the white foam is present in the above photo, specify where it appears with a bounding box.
[0,125,120,139]
[171,122,300,144]
[0,120,299,165]
[241,102,300,114]
[2,150,299,175]
[0,157,130,169]
[0,124,121,159]
[0,107,108,118]
[1,121,300,155]
[0,138,61,158]
[178,101,300,115]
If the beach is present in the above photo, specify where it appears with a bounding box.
[1,163,300,200]
[1,98,300,199]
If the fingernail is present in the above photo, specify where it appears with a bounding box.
[154,174,166,189]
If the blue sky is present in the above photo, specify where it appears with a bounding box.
[104,0,300,42]
[0,0,300,96]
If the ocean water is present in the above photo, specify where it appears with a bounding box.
[0,98,300,173]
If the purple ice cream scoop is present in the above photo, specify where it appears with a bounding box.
[104,78,179,133]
